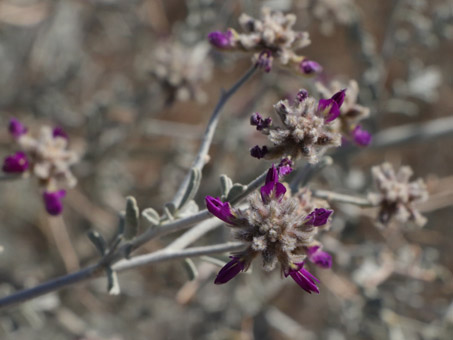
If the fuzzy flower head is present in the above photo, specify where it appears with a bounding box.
[368,163,429,227]
[16,126,78,188]
[208,7,320,75]
[316,80,372,146]
[149,41,213,104]
[250,89,343,163]
[206,165,333,292]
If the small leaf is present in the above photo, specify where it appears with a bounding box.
[164,203,176,220]
[124,196,139,240]
[220,174,233,199]
[182,258,198,281]
[87,230,106,255]
[117,211,126,237]
[142,207,160,226]
[106,267,121,295]
[178,168,202,209]
[226,183,247,201]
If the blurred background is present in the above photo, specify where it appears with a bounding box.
[0,0,452,339]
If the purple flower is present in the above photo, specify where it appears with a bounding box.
[305,208,333,226]
[250,113,272,131]
[53,126,68,140]
[296,89,309,103]
[285,262,320,294]
[352,125,372,146]
[307,246,332,269]
[8,118,28,138]
[208,30,233,49]
[256,50,273,72]
[205,196,235,224]
[300,60,323,74]
[250,145,268,159]
[318,89,346,123]
[214,256,245,284]
[277,158,293,176]
[260,165,286,203]
[2,151,29,173]
[43,190,66,216]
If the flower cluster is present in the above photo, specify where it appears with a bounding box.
[250,89,344,163]
[316,79,372,146]
[2,118,78,215]
[150,41,213,103]
[368,163,429,227]
[208,7,321,75]
[205,164,333,293]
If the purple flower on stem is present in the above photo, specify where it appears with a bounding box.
[208,30,233,49]
[214,256,245,284]
[307,246,332,269]
[256,50,273,72]
[277,158,293,176]
[300,59,323,75]
[296,89,309,103]
[305,208,333,226]
[352,125,372,146]
[2,151,29,173]
[260,165,286,203]
[250,145,268,159]
[285,262,320,294]
[8,118,28,138]
[43,190,66,216]
[318,89,346,123]
[205,196,235,224]
[53,126,68,140]
[250,113,272,131]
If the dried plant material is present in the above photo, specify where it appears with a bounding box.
[368,163,429,227]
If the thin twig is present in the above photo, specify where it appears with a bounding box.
[170,65,257,209]
[0,242,244,309]
[312,189,375,207]
[113,242,245,272]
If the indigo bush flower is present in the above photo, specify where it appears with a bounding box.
[18,126,78,188]
[250,89,343,163]
[208,7,321,75]
[2,151,29,173]
[368,163,429,227]
[307,245,332,269]
[8,118,28,138]
[205,165,334,292]
[43,190,66,216]
[149,41,212,103]
[316,80,372,146]
[284,261,320,294]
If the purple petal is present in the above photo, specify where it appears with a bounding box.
[331,89,346,108]
[43,190,66,216]
[318,99,340,123]
[305,208,333,226]
[307,246,332,269]
[214,256,245,284]
[250,113,272,130]
[285,262,320,294]
[8,118,28,138]
[260,182,274,203]
[2,151,29,173]
[352,125,372,146]
[205,196,235,224]
[52,126,68,140]
[265,165,278,186]
[296,89,309,102]
[300,60,323,74]
[274,182,287,199]
[208,30,232,49]
[277,158,293,176]
[250,145,268,159]
[256,50,273,73]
